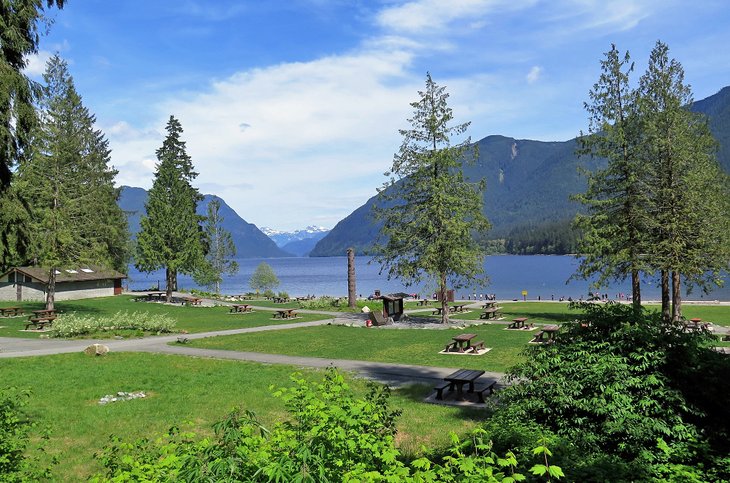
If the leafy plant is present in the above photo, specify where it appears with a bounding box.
[49,311,176,337]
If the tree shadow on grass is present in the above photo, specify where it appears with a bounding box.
[499,311,576,323]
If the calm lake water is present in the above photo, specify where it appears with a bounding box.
[126,255,730,301]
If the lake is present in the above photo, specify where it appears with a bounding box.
[125,255,730,301]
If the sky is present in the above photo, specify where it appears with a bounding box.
[27,0,730,231]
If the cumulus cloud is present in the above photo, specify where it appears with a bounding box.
[24,50,53,76]
[526,66,543,84]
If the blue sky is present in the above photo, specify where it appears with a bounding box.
[27,0,730,231]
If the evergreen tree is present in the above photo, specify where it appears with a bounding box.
[14,54,128,309]
[573,45,651,312]
[193,198,238,294]
[638,41,730,322]
[136,116,205,302]
[374,73,490,323]
[0,0,65,193]
[249,262,279,294]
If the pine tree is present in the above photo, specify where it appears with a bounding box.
[573,45,651,312]
[14,54,128,309]
[374,73,490,323]
[135,116,206,302]
[193,198,238,294]
[638,41,730,322]
[0,0,65,193]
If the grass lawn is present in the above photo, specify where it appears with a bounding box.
[186,323,536,372]
[1,353,485,480]
[0,296,330,338]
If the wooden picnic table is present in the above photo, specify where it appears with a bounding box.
[449,333,477,353]
[274,309,297,319]
[0,306,24,317]
[26,309,58,330]
[273,297,289,304]
[230,304,252,313]
[508,317,529,329]
[683,318,710,331]
[452,304,467,313]
[480,306,502,320]
[417,299,431,306]
[183,296,202,306]
[482,301,496,309]
[532,324,560,343]
[442,368,486,399]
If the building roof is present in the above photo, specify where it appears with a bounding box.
[3,266,127,284]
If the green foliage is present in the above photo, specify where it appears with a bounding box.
[374,73,490,322]
[48,311,176,337]
[193,198,238,294]
[496,301,730,480]
[0,387,53,482]
[298,296,345,310]
[249,261,280,293]
[91,368,556,482]
[0,0,65,192]
[135,116,206,299]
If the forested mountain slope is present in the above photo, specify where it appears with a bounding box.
[311,86,730,257]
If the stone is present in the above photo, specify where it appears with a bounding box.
[84,344,109,356]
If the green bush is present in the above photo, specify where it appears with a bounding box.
[91,368,558,482]
[49,311,176,337]
[277,291,289,300]
[0,388,53,481]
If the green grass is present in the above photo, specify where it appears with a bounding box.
[187,323,535,372]
[0,296,330,338]
[1,353,484,480]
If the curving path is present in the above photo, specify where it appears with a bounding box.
[0,307,506,388]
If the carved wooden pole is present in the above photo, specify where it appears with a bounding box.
[347,248,356,309]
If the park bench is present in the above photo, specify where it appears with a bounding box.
[434,381,452,400]
[469,340,485,353]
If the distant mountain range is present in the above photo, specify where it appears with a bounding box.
[260,226,330,256]
[118,186,292,258]
[310,86,730,256]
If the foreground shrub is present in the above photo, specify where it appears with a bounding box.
[49,311,176,337]
[298,296,344,310]
[0,388,53,481]
[92,368,558,482]
[494,301,730,481]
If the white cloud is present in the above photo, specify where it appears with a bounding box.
[526,66,543,84]
[24,50,53,76]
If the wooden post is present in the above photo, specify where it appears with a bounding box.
[347,248,356,309]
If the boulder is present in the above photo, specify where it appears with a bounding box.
[84,344,109,356]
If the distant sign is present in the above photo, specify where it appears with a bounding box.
[521,290,527,296]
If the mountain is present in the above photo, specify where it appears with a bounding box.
[281,237,326,257]
[260,226,330,247]
[118,186,291,258]
[310,86,730,257]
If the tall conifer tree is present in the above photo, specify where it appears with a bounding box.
[193,198,238,294]
[638,41,730,321]
[14,54,128,309]
[374,73,490,323]
[136,116,206,302]
[574,45,650,312]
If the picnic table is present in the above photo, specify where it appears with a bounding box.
[274,309,297,319]
[183,296,202,306]
[417,299,431,306]
[230,304,252,313]
[480,305,502,319]
[273,297,289,304]
[26,309,58,330]
[531,324,560,343]
[508,317,530,329]
[445,333,477,353]
[137,291,166,302]
[0,306,24,317]
[452,304,467,313]
[441,368,486,400]
[683,318,710,331]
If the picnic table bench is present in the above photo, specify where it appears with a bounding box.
[531,324,560,343]
[136,292,166,302]
[435,368,486,400]
[25,309,58,330]
[273,297,289,304]
[274,309,297,319]
[183,296,202,306]
[508,317,531,329]
[417,299,432,306]
[0,306,24,317]
[480,306,502,319]
[230,304,253,313]
[683,318,711,331]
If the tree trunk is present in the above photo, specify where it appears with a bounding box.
[439,273,448,324]
[46,267,56,311]
[165,267,174,303]
[661,269,670,323]
[671,270,682,323]
[347,248,356,309]
[631,268,641,313]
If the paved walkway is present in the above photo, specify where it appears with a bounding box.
[0,313,505,388]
